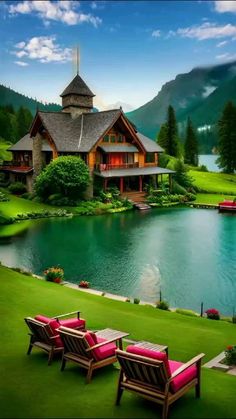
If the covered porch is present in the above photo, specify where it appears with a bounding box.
[94,166,175,194]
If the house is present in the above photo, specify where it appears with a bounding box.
[2,73,174,197]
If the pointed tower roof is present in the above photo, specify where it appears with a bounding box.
[60,74,95,98]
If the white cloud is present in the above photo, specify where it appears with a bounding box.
[13,36,72,63]
[216,40,228,47]
[177,22,236,40]
[214,1,236,13]
[14,61,28,66]
[152,29,161,38]
[216,52,236,60]
[9,1,102,27]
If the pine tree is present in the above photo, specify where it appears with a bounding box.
[16,106,33,140]
[184,117,199,166]
[217,101,236,173]
[166,105,179,157]
[157,123,168,151]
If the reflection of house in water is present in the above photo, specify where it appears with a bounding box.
[2,73,174,196]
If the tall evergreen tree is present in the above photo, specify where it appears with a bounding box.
[184,117,199,166]
[157,123,168,151]
[166,105,179,157]
[16,106,33,140]
[217,101,236,173]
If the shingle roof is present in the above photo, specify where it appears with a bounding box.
[9,133,51,152]
[94,166,175,178]
[137,132,164,153]
[60,74,95,97]
[37,109,122,152]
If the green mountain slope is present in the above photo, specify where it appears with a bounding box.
[126,61,236,151]
[0,84,61,114]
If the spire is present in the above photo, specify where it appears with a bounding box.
[60,74,95,98]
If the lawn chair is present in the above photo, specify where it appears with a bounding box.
[58,326,118,383]
[24,317,64,365]
[34,311,86,330]
[115,346,205,419]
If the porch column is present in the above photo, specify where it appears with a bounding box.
[139,175,143,192]
[169,174,173,192]
[120,177,124,193]
[104,179,108,191]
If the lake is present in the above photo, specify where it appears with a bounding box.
[0,207,235,315]
[198,154,220,172]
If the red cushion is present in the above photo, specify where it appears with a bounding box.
[35,315,52,324]
[59,318,85,329]
[126,345,171,376]
[169,360,197,393]
[84,332,116,361]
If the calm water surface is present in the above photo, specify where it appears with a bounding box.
[0,208,235,315]
[198,154,220,172]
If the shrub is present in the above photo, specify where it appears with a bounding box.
[199,164,208,172]
[0,191,9,202]
[185,192,196,202]
[156,300,169,310]
[8,182,27,195]
[224,345,236,365]
[205,308,220,320]
[44,266,64,283]
[171,180,187,195]
[125,298,131,303]
[176,308,198,317]
[133,298,140,304]
[78,280,90,288]
[0,212,14,225]
[232,315,236,324]
[21,192,35,200]
[35,156,90,201]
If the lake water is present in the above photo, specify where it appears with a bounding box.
[0,208,235,315]
[198,155,220,172]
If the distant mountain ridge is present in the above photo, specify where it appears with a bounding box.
[0,84,61,115]
[126,61,236,152]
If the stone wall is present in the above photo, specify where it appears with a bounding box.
[32,133,46,181]
[62,94,93,119]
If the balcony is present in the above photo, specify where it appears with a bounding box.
[0,161,33,174]
[95,162,139,172]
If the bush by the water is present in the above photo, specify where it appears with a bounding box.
[35,156,90,201]
[8,182,27,195]
[44,266,64,283]
[133,298,140,304]
[14,209,70,220]
[156,300,169,310]
[147,190,196,206]
[224,345,236,365]
[205,308,220,320]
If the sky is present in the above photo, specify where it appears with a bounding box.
[0,0,236,111]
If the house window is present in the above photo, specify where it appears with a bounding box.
[103,135,109,142]
[145,153,155,163]
[110,135,116,143]
[118,134,123,143]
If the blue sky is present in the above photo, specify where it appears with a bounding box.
[0,0,236,111]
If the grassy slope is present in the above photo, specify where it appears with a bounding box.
[0,140,12,161]
[0,265,236,419]
[0,193,60,218]
[190,171,236,195]
[195,194,235,205]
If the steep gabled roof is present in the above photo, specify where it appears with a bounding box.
[37,109,121,152]
[9,133,51,151]
[137,132,164,153]
[60,74,95,97]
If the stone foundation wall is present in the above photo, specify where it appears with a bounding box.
[32,133,46,183]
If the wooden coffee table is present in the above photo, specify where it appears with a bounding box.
[133,340,168,355]
[95,328,129,349]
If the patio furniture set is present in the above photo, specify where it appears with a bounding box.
[24,311,205,419]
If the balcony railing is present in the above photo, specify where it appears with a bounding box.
[0,160,32,167]
[95,162,139,171]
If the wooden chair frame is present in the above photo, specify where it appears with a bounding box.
[24,317,64,365]
[115,349,205,419]
[59,326,118,383]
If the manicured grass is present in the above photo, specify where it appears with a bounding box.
[0,192,59,218]
[0,265,236,418]
[190,170,236,195]
[195,194,235,205]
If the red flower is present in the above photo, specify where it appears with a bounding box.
[227,345,233,351]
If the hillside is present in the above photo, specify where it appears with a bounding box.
[0,85,61,115]
[126,61,236,152]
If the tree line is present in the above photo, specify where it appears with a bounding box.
[157,101,236,173]
[0,105,33,144]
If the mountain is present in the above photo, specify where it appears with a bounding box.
[126,61,236,152]
[0,85,61,115]
[105,101,135,113]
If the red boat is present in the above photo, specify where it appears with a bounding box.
[218,200,236,211]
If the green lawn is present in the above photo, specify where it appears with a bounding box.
[0,265,235,418]
[190,170,236,195]
[195,194,235,205]
[0,192,60,218]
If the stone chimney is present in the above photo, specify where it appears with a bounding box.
[60,74,95,119]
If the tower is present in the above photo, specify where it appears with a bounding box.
[60,74,95,119]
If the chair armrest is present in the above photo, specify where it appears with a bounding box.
[49,334,60,340]
[170,353,205,380]
[53,311,81,320]
[86,337,118,352]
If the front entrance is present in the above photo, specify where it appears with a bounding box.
[124,176,139,192]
